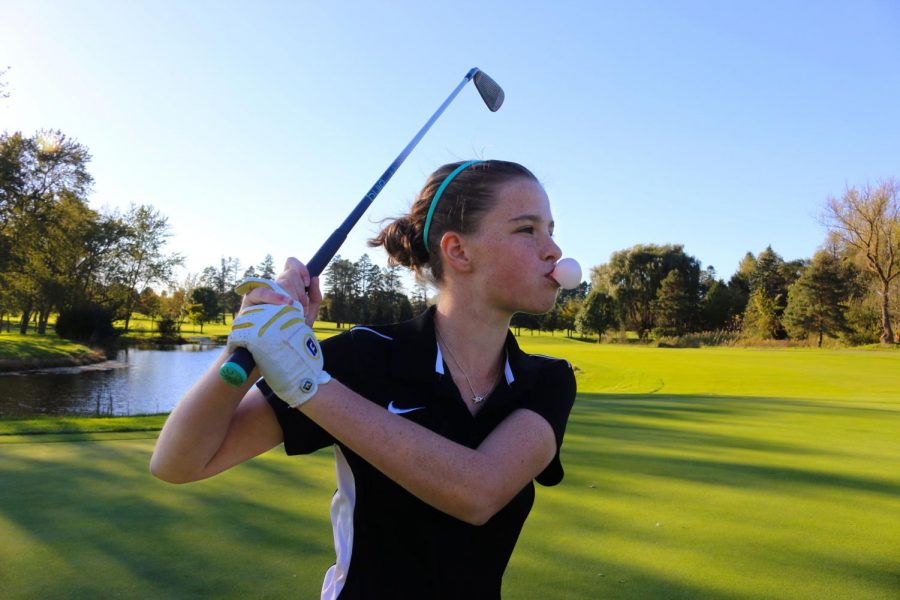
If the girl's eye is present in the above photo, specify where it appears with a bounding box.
[517,226,535,234]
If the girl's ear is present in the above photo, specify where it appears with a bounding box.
[439,232,473,274]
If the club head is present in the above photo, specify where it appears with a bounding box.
[473,70,504,112]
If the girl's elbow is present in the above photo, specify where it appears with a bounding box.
[148,458,178,483]
[455,487,507,526]
[149,454,199,484]
[463,508,495,527]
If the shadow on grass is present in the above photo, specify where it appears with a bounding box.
[564,393,900,496]
[0,439,336,599]
[2,393,898,600]
[504,391,900,599]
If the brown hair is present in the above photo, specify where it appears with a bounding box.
[369,160,538,283]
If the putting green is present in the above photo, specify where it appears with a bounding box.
[1,339,898,599]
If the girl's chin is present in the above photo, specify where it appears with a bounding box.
[516,295,558,315]
[496,283,558,315]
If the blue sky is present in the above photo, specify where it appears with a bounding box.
[2,1,899,290]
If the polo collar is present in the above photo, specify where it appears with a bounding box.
[391,306,538,391]
[434,343,515,386]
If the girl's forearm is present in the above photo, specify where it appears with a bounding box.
[299,380,554,525]
[150,350,260,483]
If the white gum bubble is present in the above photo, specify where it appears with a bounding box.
[550,257,582,289]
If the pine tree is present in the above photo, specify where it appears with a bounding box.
[324,256,356,327]
[652,270,694,337]
[742,246,790,338]
[784,251,852,346]
[257,254,276,279]
[701,280,738,330]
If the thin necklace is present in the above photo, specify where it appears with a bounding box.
[435,327,500,404]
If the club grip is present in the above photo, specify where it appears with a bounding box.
[219,347,255,386]
[218,236,340,386]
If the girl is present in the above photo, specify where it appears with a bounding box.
[151,159,576,599]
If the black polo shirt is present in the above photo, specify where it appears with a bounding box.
[261,306,576,600]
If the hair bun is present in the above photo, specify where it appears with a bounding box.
[370,214,429,270]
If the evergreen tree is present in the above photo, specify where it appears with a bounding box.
[382,264,405,296]
[410,281,430,315]
[701,279,739,330]
[200,256,241,323]
[257,254,276,279]
[727,252,756,320]
[784,251,853,346]
[354,254,382,323]
[324,256,357,327]
[751,246,787,300]
[742,246,791,338]
[652,270,694,337]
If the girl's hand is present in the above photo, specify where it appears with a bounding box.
[226,301,330,408]
[239,257,322,327]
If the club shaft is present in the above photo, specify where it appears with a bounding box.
[221,68,482,385]
[308,68,480,275]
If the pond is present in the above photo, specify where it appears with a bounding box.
[0,344,225,417]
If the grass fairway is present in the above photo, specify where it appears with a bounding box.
[1,337,899,599]
[0,332,99,361]
[509,338,900,599]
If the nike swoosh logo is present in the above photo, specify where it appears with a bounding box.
[387,401,426,415]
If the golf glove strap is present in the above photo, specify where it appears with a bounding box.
[234,277,296,305]
[228,279,330,408]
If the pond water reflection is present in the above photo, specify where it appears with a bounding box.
[0,344,223,417]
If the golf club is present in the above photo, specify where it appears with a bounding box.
[220,67,505,386]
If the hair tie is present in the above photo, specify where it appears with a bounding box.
[423,160,484,254]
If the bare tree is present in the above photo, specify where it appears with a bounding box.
[824,180,900,344]
[0,67,10,100]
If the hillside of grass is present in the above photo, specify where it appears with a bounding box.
[0,332,104,371]
[2,330,898,599]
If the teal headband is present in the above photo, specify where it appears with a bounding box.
[423,160,484,254]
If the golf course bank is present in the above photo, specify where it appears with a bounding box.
[0,334,106,373]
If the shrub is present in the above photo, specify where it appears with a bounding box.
[157,318,179,337]
[656,330,739,348]
[55,304,115,343]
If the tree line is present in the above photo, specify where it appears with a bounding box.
[127,255,279,335]
[0,130,183,338]
[575,180,900,346]
[1,128,280,338]
[3,122,897,346]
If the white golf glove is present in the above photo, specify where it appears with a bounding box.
[227,278,331,408]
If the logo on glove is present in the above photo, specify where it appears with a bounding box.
[304,334,320,359]
[300,378,314,393]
